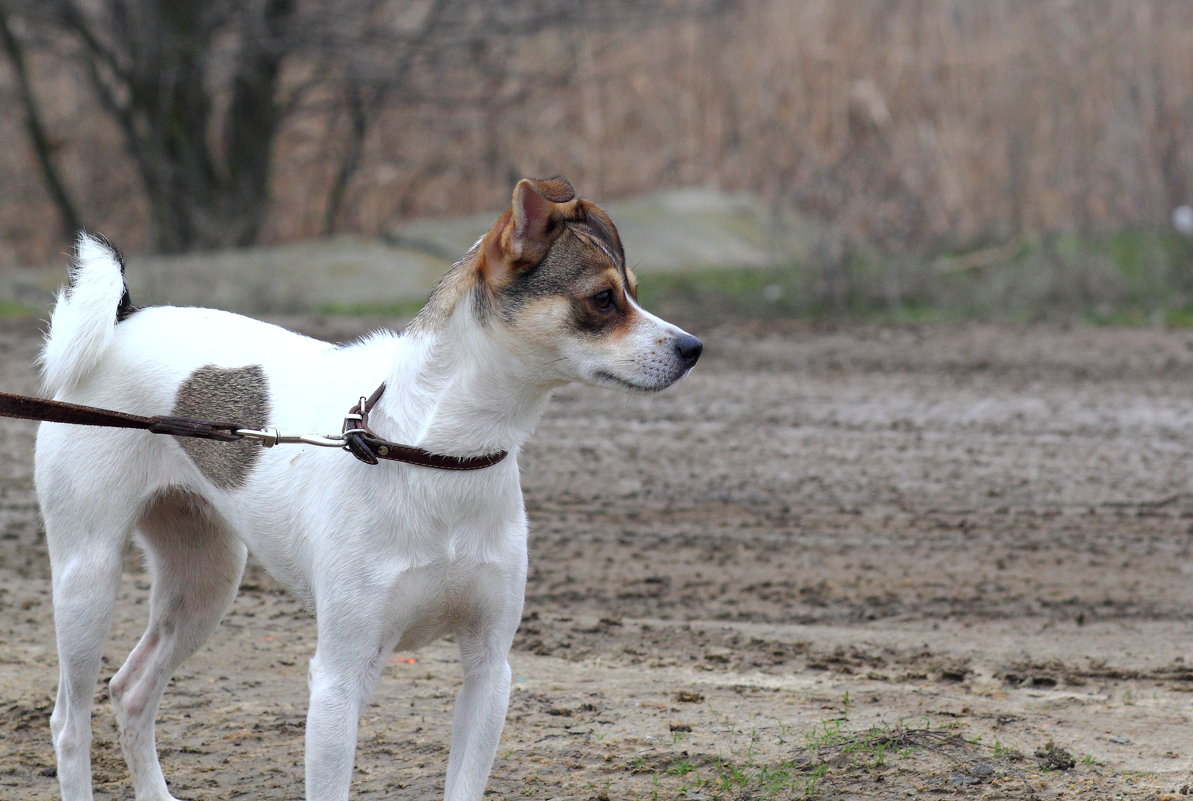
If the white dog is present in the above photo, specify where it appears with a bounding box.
[34,177,701,801]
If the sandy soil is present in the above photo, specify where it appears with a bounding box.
[1,315,1192,800]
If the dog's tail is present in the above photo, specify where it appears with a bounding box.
[40,233,135,395]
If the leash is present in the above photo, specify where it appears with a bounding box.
[0,384,507,471]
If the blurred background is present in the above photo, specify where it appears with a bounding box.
[1,0,1192,322]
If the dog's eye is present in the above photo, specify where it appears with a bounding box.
[592,290,615,311]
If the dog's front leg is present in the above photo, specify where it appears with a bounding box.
[442,617,520,801]
[304,630,386,801]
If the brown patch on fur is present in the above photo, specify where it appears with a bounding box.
[482,177,586,286]
[567,265,636,339]
[479,208,517,285]
[173,365,269,490]
[407,242,488,335]
[528,177,577,204]
[409,177,633,335]
[569,201,624,268]
[500,295,573,350]
[480,177,625,280]
[625,267,639,300]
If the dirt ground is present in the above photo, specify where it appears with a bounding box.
[2,314,1192,800]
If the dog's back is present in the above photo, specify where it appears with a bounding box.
[38,235,396,453]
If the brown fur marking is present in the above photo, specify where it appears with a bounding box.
[528,176,577,204]
[173,364,269,490]
[412,177,634,335]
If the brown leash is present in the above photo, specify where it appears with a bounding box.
[0,385,507,471]
[0,390,243,440]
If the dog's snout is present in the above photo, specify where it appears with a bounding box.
[674,333,703,366]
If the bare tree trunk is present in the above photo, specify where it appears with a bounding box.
[322,81,370,236]
[220,0,294,247]
[55,0,293,252]
[0,2,83,242]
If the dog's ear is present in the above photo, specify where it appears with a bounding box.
[483,177,579,284]
[511,177,576,260]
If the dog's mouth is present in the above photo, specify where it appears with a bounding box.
[594,371,657,393]
[592,368,687,394]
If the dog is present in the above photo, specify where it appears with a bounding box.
[34,176,702,801]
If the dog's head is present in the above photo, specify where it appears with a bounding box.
[474,177,701,392]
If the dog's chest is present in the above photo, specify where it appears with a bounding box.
[388,555,511,650]
[226,450,527,654]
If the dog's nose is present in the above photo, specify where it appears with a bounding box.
[674,333,703,366]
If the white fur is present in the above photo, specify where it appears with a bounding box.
[39,235,129,395]
[35,232,699,801]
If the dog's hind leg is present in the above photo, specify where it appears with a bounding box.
[43,502,136,801]
[108,490,247,801]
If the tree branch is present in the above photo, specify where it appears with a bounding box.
[0,1,83,240]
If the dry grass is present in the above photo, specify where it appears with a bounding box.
[2,0,1192,265]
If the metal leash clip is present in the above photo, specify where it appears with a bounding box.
[234,428,347,448]
[234,397,374,452]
